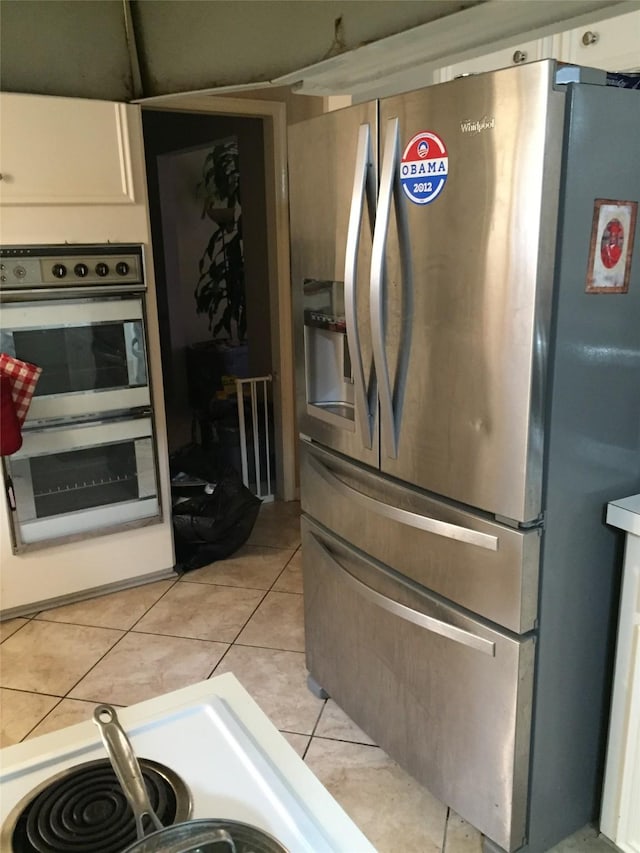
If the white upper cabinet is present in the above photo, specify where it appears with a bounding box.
[0,93,137,205]
[437,37,554,83]
[555,9,640,72]
[436,8,639,84]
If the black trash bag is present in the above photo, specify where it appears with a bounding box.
[170,443,261,572]
[170,442,223,486]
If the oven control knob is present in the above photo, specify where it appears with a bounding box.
[52,263,67,278]
[115,261,130,276]
[95,262,109,277]
[74,263,89,278]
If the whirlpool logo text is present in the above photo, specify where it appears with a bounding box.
[460,116,496,134]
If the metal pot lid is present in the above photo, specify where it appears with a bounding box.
[121,818,288,853]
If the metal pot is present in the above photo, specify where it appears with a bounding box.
[93,704,288,853]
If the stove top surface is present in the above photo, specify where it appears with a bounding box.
[0,674,374,852]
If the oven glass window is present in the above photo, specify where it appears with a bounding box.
[6,423,159,546]
[29,442,142,518]
[10,434,156,523]
[12,320,147,397]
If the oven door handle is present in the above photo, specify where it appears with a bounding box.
[13,414,154,459]
[5,476,16,511]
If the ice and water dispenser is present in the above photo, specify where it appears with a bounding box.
[303,279,354,424]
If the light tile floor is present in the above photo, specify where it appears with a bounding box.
[0,502,616,853]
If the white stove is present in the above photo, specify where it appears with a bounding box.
[0,674,375,852]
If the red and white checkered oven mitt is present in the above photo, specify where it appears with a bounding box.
[1,374,23,455]
[0,353,42,425]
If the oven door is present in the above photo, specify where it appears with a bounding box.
[0,296,150,422]
[3,415,160,549]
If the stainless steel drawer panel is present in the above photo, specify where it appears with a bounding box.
[302,518,534,853]
[300,440,540,633]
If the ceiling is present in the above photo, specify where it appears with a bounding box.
[0,0,631,102]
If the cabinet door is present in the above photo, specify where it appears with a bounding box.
[617,625,640,853]
[0,93,136,205]
[437,37,553,82]
[601,523,640,853]
[555,10,640,72]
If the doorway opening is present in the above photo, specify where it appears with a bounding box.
[139,97,296,503]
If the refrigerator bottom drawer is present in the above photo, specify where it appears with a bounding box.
[300,440,539,634]
[302,517,535,853]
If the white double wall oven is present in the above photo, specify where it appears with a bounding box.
[1,245,161,551]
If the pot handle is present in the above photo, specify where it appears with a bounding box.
[93,704,238,852]
[93,704,165,839]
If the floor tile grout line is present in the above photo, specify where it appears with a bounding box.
[56,622,218,705]
[224,587,270,646]
[2,513,303,739]
[120,577,182,632]
[211,549,306,664]
[207,641,235,679]
[304,732,380,748]
[441,806,451,853]
[176,578,291,592]
[25,576,181,633]
[232,640,305,654]
[128,627,250,646]
[59,630,130,703]
[5,601,303,701]
[2,543,300,629]
[177,545,298,586]
[300,694,330,761]
[20,695,67,743]
[0,618,33,645]
[53,575,183,703]
[0,625,126,703]
[27,576,301,636]
[24,580,178,639]
[243,542,300,552]
[1,685,66,700]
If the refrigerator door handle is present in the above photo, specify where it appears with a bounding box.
[309,453,499,551]
[309,531,496,656]
[345,123,376,450]
[370,117,412,460]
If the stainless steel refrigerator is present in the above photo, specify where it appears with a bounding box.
[288,60,640,853]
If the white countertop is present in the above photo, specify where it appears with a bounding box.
[0,674,376,853]
[607,494,640,537]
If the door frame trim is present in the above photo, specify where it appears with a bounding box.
[137,94,296,501]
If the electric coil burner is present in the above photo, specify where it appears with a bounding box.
[3,758,191,853]
[0,675,375,853]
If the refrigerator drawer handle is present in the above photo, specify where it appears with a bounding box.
[310,531,496,656]
[344,123,376,450]
[309,454,498,551]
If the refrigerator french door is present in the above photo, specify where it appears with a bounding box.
[375,66,564,523]
[289,101,379,468]
[290,61,565,523]
[289,61,640,853]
